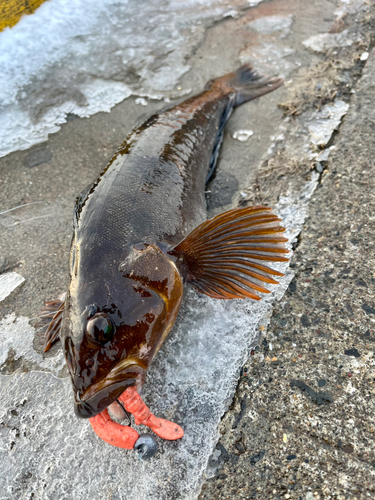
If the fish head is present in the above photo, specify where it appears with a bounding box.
[61,242,183,418]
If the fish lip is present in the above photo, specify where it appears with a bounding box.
[74,379,134,418]
[81,358,145,402]
[74,359,146,418]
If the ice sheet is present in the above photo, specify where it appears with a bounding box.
[0,272,25,302]
[308,100,349,148]
[0,0,259,157]
[0,172,318,500]
[246,14,294,37]
[302,30,354,53]
[0,313,65,374]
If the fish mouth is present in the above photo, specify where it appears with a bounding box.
[74,359,146,418]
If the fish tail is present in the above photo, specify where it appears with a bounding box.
[204,65,282,182]
[209,64,283,106]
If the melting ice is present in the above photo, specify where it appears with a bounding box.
[0,0,258,157]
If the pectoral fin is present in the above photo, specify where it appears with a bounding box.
[172,206,289,300]
[34,296,65,352]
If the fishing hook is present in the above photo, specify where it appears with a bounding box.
[116,399,132,426]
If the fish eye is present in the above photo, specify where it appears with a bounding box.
[86,313,115,344]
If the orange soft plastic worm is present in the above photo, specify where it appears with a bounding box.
[89,386,184,449]
[89,407,139,449]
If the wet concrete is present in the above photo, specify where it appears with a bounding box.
[1,0,375,498]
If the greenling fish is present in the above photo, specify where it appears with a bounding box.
[39,64,287,422]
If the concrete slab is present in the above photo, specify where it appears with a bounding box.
[200,19,375,500]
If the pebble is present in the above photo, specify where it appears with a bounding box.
[344,348,360,357]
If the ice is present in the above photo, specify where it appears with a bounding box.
[0,272,25,302]
[0,0,261,157]
[239,13,295,79]
[0,313,65,374]
[302,30,354,53]
[233,129,254,141]
[269,95,350,161]
[308,100,349,148]
[0,170,319,499]
[240,43,295,78]
[223,9,238,18]
[314,145,336,162]
[135,97,148,106]
[246,14,294,37]
[334,0,366,19]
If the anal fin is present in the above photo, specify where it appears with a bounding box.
[171,206,289,300]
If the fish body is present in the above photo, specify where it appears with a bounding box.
[43,65,287,420]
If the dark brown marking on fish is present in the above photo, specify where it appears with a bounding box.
[38,64,285,419]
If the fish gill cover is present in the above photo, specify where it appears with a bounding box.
[0,0,262,157]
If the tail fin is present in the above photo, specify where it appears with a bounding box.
[204,64,283,182]
[210,64,283,106]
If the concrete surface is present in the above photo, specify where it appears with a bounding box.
[0,0,375,498]
[200,6,375,500]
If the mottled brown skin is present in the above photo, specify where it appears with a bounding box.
[59,67,284,418]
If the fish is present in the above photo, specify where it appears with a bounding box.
[39,64,287,438]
